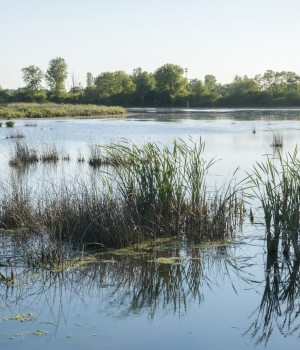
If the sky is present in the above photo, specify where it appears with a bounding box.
[1,0,300,89]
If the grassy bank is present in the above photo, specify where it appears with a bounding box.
[0,103,127,118]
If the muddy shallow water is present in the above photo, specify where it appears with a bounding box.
[1,108,300,349]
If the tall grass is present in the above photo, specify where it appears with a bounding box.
[248,148,300,258]
[5,121,15,127]
[0,103,127,118]
[9,140,39,167]
[1,139,244,249]
[271,132,283,148]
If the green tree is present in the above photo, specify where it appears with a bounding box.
[21,65,43,99]
[131,68,155,105]
[95,71,135,103]
[86,72,94,87]
[45,57,68,95]
[256,70,300,97]
[228,75,260,95]
[154,64,187,96]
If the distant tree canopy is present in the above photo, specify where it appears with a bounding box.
[2,61,300,107]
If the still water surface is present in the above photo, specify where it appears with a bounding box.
[1,108,300,349]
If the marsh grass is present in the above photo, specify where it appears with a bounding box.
[2,139,245,250]
[6,131,25,139]
[40,144,59,163]
[248,148,300,258]
[271,132,283,148]
[24,122,37,127]
[9,141,38,167]
[88,142,135,167]
[0,103,127,119]
[5,121,15,128]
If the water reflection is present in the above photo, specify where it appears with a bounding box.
[245,255,300,346]
[0,239,253,321]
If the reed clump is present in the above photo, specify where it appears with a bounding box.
[9,140,39,167]
[6,131,25,139]
[5,121,15,127]
[2,139,244,249]
[0,103,127,118]
[248,148,300,258]
[40,144,59,163]
[271,132,283,148]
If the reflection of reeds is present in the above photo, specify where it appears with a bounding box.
[245,256,300,346]
[0,235,252,319]
[6,131,25,139]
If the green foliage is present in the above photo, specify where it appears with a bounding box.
[154,63,188,97]
[3,62,300,107]
[86,72,95,87]
[21,65,44,100]
[45,57,68,96]
[248,149,300,258]
[0,103,126,118]
[131,68,155,105]
[95,71,135,104]
[5,121,15,127]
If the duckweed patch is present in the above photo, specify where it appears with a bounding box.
[32,329,48,336]
[1,313,35,322]
[149,257,183,265]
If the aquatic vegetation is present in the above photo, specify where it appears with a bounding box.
[1,313,35,322]
[24,122,37,127]
[2,139,244,249]
[0,103,127,119]
[32,329,48,336]
[271,131,283,148]
[9,140,38,167]
[40,144,59,163]
[6,131,25,139]
[5,121,15,128]
[248,147,300,258]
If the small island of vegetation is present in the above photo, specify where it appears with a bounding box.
[0,103,126,119]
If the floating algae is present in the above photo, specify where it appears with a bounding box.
[1,313,35,322]
[32,329,48,336]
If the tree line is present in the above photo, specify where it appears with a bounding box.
[1,57,300,107]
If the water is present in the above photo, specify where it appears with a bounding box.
[1,108,300,349]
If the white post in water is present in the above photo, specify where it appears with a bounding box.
[184,68,189,109]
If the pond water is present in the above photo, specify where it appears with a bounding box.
[1,108,300,349]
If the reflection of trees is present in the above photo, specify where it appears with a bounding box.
[245,255,300,345]
[0,240,253,321]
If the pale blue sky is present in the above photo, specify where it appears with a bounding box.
[1,0,300,89]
